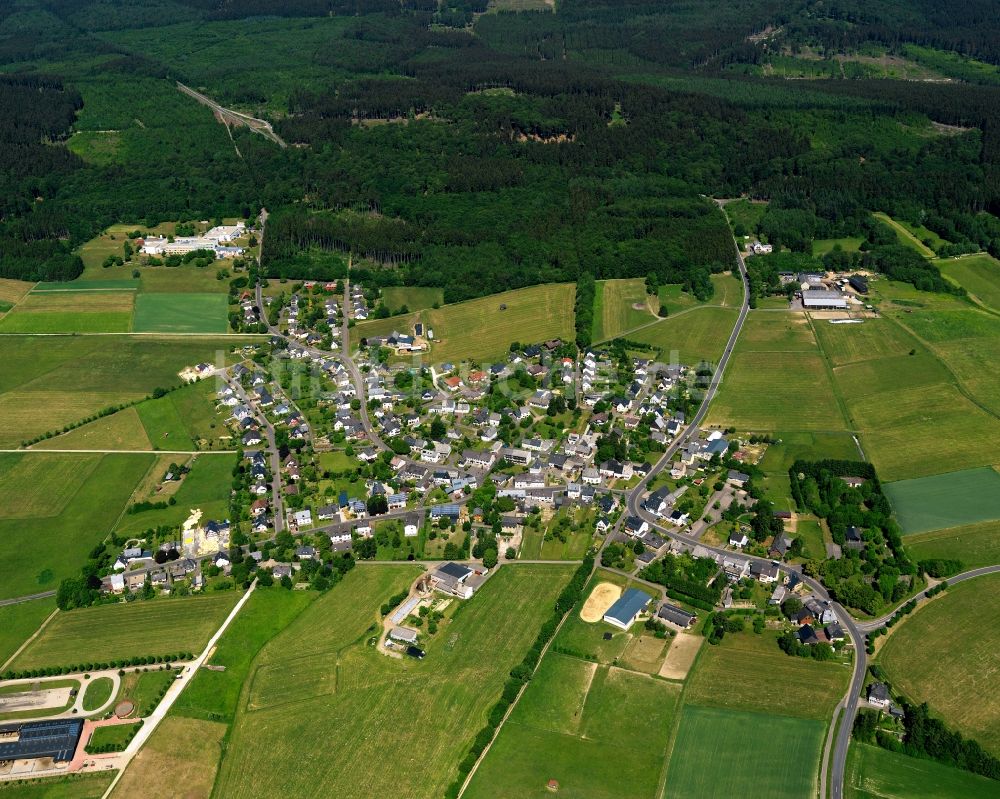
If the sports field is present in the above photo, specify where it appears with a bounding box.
[707,313,847,432]
[592,278,655,342]
[108,716,227,799]
[0,290,134,333]
[133,293,229,333]
[465,657,681,799]
[629,306,738,366]
[214,564,572,799]
[421,283,575,364]
[664,705,825,798]
[0,597,56,668]
[684,629,848,720]
[879,573,1000,756]
[905,520,1000,570]
[885,467,1000,534]
[938,254,1000,312]
[11,592,240,670]
[380,285,443,312]
[0,336,242,447]
[845,742,1000,799]
[0,452,154,600]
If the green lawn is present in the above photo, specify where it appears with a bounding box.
[795,518,827,560]
[0,597,56,667]
[86,721,140,752]
[879,573,1000,756]
[846,742,1000,799]
[214,564,573,799]
[664,705,825,798]
[0,452,155,600]
[905,520,1000,570]
[114,668,176,716]
[466,657,681,799]
[758,432,861,473]
[11,593,240,670]
[884,467,1000,534]
[133,293,229,333]
[82,676,115,711]
[0,774,114,799]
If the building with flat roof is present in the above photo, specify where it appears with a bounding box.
[656,602,697,630]
[603,588,651,630]
[431,561,475,599]
[802,289,848,310]
[0,719,84,762]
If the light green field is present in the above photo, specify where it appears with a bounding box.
[33,407,153,451]
[812,317,919,367]
[0,597,56,667]
[114,453,237,535]
[173,589,317,723]
[592,278,655,342]
[11,592,241,670]
[85,721,140,752]
[113,668,175,717]
[723,198,767,234]
[664,705,825,798]
[938,254,1000,312]
[812,237,864,257]
[905,520,1000,570]
[873,212,941,257]
[0,336,245,448]
[81,676,115,711]
[795,518,827,560]
[133,293,229,333]
[845,742,1000,799]
[885,467,1000,534]
[684,630,849,721]
[215,564,573,799]
[380,285,443,312]
[629,306,738,365]
[0,290,134,333]
[422,283,576,364]
[758,431,861,473]
[657,272,743,315]
[0,773,114,799]
[879,573,1000,756]
[0,452,154,600]
[466,658,681,799]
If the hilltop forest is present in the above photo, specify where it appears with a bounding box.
[0,0,999,300]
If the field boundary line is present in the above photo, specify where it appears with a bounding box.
[653,640,706,799]
[805,314,860,437]
[1,607,59,673]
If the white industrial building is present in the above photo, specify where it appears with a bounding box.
[802,289,848,310]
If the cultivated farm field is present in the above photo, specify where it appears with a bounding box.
[664,704,825,798]
[0,289,134,333]
[879,573,1000,756]
[904,520,1000,570]
[133,293,229,333]
[0,597,56,668]
[215,563,572,799]
[884,467,1000,534]
[0,452,155,600]
[11,592,240,670]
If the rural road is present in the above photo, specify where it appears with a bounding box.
[0,591,55,606]
[176,82,286,148]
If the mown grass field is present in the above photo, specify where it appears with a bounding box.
[879,573,1000,756]
[172,589,316,723]
[108,716,227,799]
[629,305,738,366]
[664,705,825,798]
[592,278,655,342]
[0,288,134,333]
[11,592,240,670]
[708,313,847,432]
[33,406,153,450]
[133,293,229,333]
[0,336,244,447]
[422,283,576,364]
[0,597,56,668]
[658,272,742,315]
[0,278,34,305]
[758,431,861,474]
[905,520,1000,570]
[873,212,941,257]
[938,254,1000,312]
[885,467,1000,534]
[466,658,681,799]
[0,773,114,799]
[685,630,848,720]
[81,676,115,711]
[113,669,175,717]
[114,453,237,535]
[812,237,864,257]
[215,564,572,799]
[845,741,1000,799]
[86,721,140,752]
[380,285,443,312]
[0,452,154,600]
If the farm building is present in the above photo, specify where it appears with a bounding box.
[848,275,869,294]
[389,627,419,644]
[0,719,84,762]
[603,588,651,631]
[432,562,475,599]
[802,289,848,310]
[656,602,696,630]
